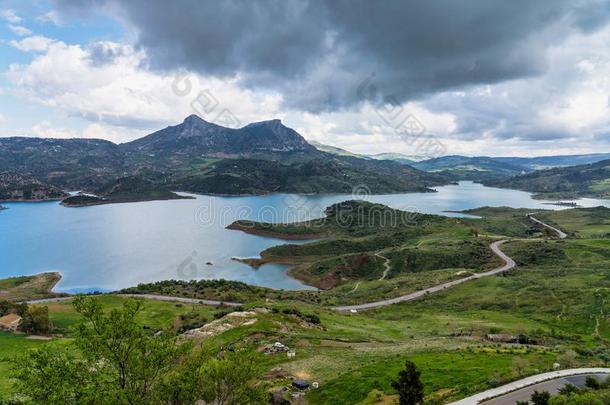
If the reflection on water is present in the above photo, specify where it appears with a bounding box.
[0,181,608,292]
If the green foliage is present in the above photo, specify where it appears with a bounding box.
[531,390,551,405]
[199,350,267,405]
[9,296,266,404]
[585,376,601,390]
[69,296,189,402]
[0,301,27,317]
[19,306,52,335]
[391,360,424,405]
[12,347,99,404]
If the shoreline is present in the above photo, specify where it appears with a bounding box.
[226,222,327,240]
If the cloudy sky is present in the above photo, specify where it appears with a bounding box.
[0,0,609,157]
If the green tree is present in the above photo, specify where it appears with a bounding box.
[13,296,189,404]
[12,296,267,405]
[200,350,267,405]
[19,305,53,335]
[12,347,98,404]
[531,390,551,405]
[70,296,190,403]
[557,349,578,369]
[391,360,424,405]
[585,376,601,390]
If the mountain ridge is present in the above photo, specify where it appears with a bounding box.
[0,115,447,199]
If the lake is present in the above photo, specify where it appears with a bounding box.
[1,181,608,293]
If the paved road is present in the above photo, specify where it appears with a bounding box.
[449,369,610,405]
[528,215,568,239]
[332,240,515,311]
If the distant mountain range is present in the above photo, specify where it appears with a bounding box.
[314,141,610,183]
[0,115,446,202]
[485,159,610,199]
[310,142,428,164]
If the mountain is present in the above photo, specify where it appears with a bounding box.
[0,137,124,189]
[486,159,610,199]
[494,153,610,170]
[407,153,610,181]
[0,172,68,201]
[0,116,447,198]
[124,115,314,160]
[368,153,429,164]
[410,155,526,181]
[310,141,368,159]
[308,143,428,164]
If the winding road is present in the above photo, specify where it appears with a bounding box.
[26,216,566,314]
[528,214,568,239]
[332,240,515,311]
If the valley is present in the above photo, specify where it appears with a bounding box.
[1,199,609,404]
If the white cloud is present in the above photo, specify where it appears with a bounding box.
[36,11,61,25]
[9,36,57,52]
[6,40,283,142]
[8,24,32,36]
[28,121,144,143]
[4,26,610,156]
[30,121,79,138]
[0,9,21,23]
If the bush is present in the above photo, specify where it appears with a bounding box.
[19,306,53,335]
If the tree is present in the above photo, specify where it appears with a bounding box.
[557,349,578,369]
[19,305,53,335]
[585,376,601,390]
[70,296,190,403]
[391,360,424,405]
[12,347,99,404]
[512,357,529,377]
[531,390,551,405]
[13,296,190,404]
[199,350,267,405]
[12,296,267,405]
[558,383,579,396]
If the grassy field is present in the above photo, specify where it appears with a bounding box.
[41,295,220,333]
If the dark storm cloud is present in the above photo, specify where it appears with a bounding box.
[55,0,610,112]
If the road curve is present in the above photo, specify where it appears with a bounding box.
[332,240,515,311]
[449,368,610,405]
[528,214,568,239]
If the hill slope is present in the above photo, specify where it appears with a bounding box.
[0,172,68,201]
[486,159,610,198]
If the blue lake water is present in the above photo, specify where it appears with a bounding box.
[1,181,608,293]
